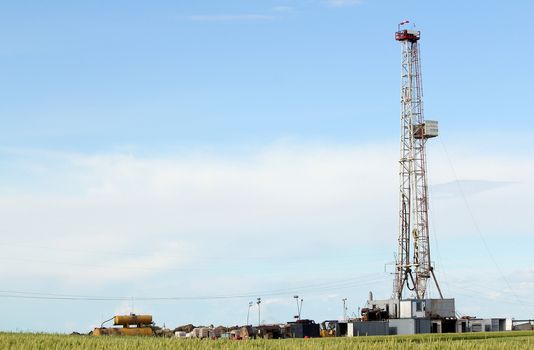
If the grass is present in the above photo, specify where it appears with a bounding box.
[0,331,532,349]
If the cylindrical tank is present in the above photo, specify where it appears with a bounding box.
[114,314,152,326]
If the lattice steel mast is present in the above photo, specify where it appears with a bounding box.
[393,22,442,300]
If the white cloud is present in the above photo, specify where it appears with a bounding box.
[0,139,531,296]
[272,6,293,13]
[189,14,274,22]
[324,0,364,7]
[431,180,516,198]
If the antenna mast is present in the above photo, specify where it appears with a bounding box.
[393,22,442,300]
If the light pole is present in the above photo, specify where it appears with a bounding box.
[293,295,300,320]
[342,298,348,321]
[256,298,262,326]
[293,295,303,320]
[246,301,253,325]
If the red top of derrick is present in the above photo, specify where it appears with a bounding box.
[395,29,420,42]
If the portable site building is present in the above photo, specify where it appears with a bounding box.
[347,321,389,336]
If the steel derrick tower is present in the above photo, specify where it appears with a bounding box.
[393,23,442,300]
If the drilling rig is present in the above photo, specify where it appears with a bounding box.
[361,23,456,333]
[393,21,441,301]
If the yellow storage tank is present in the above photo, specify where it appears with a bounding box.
[114,315,153,326]
[92,314,155,336]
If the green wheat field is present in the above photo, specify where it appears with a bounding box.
[1,331,533,350]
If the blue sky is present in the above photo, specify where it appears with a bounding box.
[0,0,533,332]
